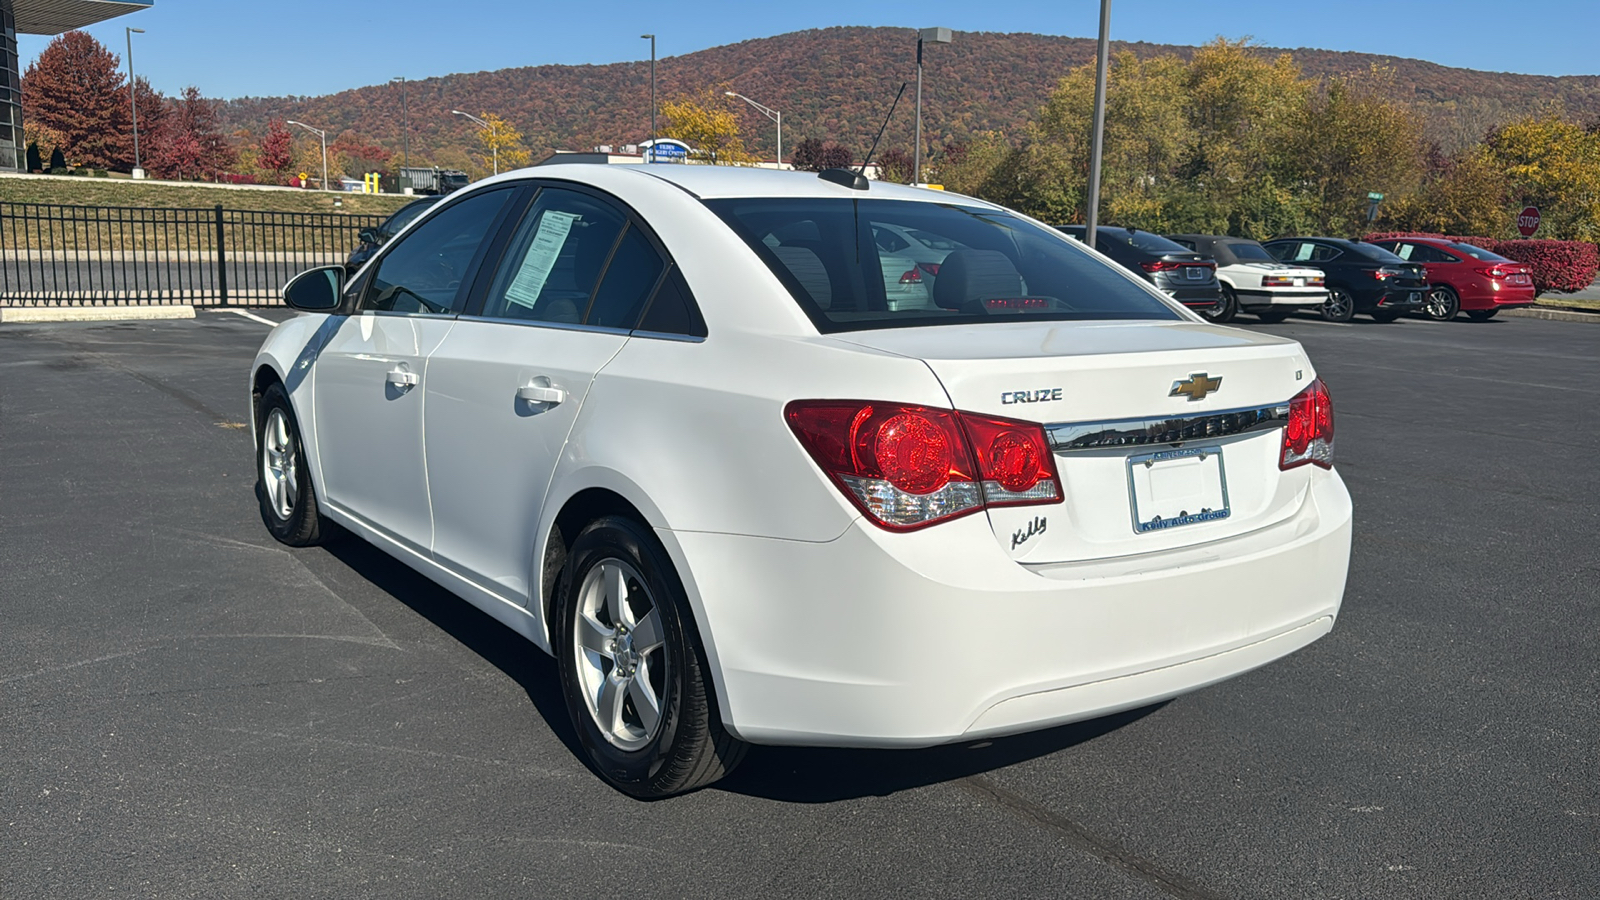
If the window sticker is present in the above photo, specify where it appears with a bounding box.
[505,210,579,308]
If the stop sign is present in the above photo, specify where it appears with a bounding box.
[1517,206,1541,237]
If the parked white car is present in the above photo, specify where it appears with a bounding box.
[252,165,1352,798]
[1167,234,1329,323]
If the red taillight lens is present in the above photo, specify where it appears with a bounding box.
[786,401,1060,530]
[1140,260,1181,273]
[898,268,923,284]
[1262,275,1294,287]
[1280,379,1334,471]
[917,262,941,277]
[1474,266,1508,279]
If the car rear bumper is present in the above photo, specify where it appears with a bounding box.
[1376,287,1426,309]
[671,467,1352,748]
[1236,288,1329,307]
[1460,283,1537,309]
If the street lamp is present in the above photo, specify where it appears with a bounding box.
[914,26,953,186]
[641,35,656,161]
[391,76,409,170]
[452,110,497,175]
[1084,0,1112,249]
[725,91,781,168]
[125,27,145,178]
[286,120,329,191]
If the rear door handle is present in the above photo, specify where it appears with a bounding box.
[386,368,419,388]
[517,383,566,405]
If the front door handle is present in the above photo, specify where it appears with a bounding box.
[517,383,566,405]
[386,367,419,389]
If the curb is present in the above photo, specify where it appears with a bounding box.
[1,305,196,324]
[1503,307,1600,324]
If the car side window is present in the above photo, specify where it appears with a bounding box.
[1309,244,1342,262]
[363,188,513,315]
[481,188,627,324]
[587,224,667,329]
[874,226,911,253]
[636,266,708,338]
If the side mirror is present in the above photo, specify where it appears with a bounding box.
[282,265,345,312]
[357,228,379,245]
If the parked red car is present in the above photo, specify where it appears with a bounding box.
[1365,237,1536,321]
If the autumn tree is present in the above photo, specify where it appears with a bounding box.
[661,89,756,165]
[21,31,131,169]
[1482,111,1600,241]
[790,137,853,171]
[876,147,914,183]
[467,112,531,176]
[933,132,1007,196]
[149,86,236,181]
[333,132,394,178]
[258,119,295,184]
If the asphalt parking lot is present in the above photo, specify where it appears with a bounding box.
[2,309,1595,899]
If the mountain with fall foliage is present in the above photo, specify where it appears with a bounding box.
[218,26,1600,167]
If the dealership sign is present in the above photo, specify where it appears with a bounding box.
[1517,206,1541,237]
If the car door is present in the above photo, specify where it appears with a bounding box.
[311,187,517,551]
[423,185,671,605]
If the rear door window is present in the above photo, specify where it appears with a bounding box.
[481,188,627,324]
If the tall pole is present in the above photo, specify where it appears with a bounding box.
[914,36,923,185]
[452,110,497,175]
[726,91,781,167]
[641,35,656,160]
[126,27,145,176]
[1085,0,1112,249]
[392,76,409,170]
[288,121,330,190]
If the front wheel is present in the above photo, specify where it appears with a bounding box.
[556,516,747,798]
[1322,287,1356,323]
[1467,309,1498,322]
[1423,285,1460,321]
[1201,286,1237,323]
[256,382,329,547]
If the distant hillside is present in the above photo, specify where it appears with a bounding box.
[220,27,1600,167]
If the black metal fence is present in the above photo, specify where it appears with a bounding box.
[0,202,387,306]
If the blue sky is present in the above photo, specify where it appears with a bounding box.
[18,0,1598,99]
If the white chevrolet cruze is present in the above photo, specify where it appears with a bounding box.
[252,165,1352,798]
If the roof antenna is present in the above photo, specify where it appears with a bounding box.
[819,81,907,192]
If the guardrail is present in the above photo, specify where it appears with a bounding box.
[0,203,386,306]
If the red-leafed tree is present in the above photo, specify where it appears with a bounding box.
[331,132,393,177]
[21,31,131,169]
[790,137,855,172]
[258,119,295,183]
[149,86,236,180]
[127,76,168,169]
[876,147,914,183]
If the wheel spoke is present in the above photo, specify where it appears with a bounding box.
[630,608,664,654]
[283,456,298,500]
[604,563,629,627]
[628,670,662,735]
[596,673,626,735]
[577,614,614,657]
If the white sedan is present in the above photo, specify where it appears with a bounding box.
[1168,234,1330,323]
[252,165,1352,798]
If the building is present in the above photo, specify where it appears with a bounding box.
[2,0,152,170]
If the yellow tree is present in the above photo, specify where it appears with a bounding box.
[469,112,532,176]
[1483,111,1600,241]
[660,89,756,165]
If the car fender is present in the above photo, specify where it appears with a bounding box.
[249,312,344,495]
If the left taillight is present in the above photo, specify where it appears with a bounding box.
[1280,378,1334,471]
[785,401,1061,531]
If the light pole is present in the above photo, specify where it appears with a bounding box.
[914,26,952,186]
[125,27,145,178]
[1084,0,1112,249]
[452,110,497,175]
[726,91,781,168]
[641,34,656,161]
[287,120,329,191]
[391,76,409,170]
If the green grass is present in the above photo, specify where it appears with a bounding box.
[1536,295,1600,312]
[0,174,413,216]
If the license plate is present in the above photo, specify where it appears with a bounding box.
[1408,292,1421,302]
[1510,274,1531,284]
[1127,446,1230,534]
[1185,267,1206,281]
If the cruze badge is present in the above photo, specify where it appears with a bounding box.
[1170,373,1222,402]
[1001,388,1063,405]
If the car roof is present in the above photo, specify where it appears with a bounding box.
[561,163,1002,205]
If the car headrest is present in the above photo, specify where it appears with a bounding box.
[933,249,1024,310]
[774,245,832,310]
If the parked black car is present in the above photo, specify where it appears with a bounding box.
[344,196,441,274]
[1058,225,1221,315]
[1261,237,1427,323]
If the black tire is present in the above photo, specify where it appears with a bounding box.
[556,515,747,798]
[1370,309,1402,323]
[1321,287,1356,323]
[1467,309,1498,322]
[1255,307,1293,323]
[1423,285,1460,321]
[1201,286,1237,323]
[255,382,328,547]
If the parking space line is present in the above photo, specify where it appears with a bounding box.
[226,309,280,327]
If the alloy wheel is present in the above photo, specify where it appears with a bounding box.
[261,408,298,521]
[573,558,669,752]
[1322,289,1354,322]
[1424,287,1459,321]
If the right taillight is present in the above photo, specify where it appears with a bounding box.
[785,401,1061,531]
[1280,378,1334,470]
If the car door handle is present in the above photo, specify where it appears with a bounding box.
[386,368,420,388]
[517,383,566,405]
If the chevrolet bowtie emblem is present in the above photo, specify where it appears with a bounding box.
[1170,373,1222,402]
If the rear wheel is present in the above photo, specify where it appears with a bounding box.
[1201,286,1237,323]
[556,516,746,798]
[1321,288,1355,323]
[1255,307,1293,324]
[1467,309,1498,322]
[1370,309,1402,323]
[255,382,328,547]
[1423,285,1460,321]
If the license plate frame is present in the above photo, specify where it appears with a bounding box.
[1127,446,1231,534]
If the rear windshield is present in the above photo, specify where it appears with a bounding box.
[706,198,1180,333]
[1225,241,1274,261]
[1347,242,1406,263]
[1447,241,1510,262]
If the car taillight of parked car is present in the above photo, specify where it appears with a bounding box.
[785,401,1062,531]
[1474,266,1510,279]
[1280,379,1334,471]
[1372,267,1406,280]
[897,262,943,284]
